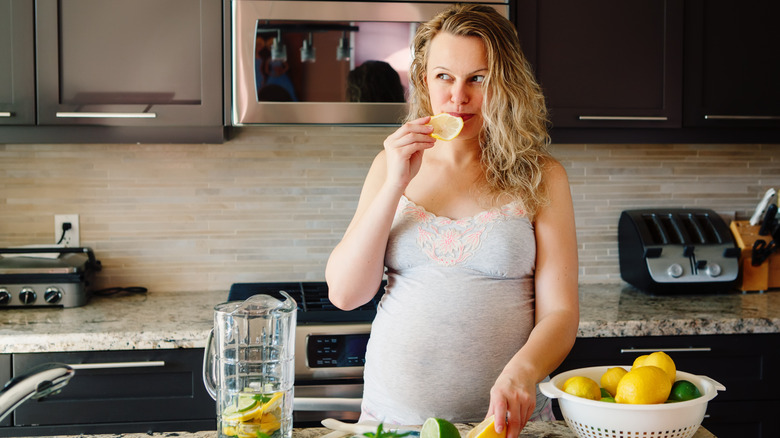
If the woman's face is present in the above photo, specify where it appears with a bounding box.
[425,32,487,141]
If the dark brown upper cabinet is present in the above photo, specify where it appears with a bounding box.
[515,0,683,130]
[0,0,35,126]
[684,0,780,129]
[1,0,224,143]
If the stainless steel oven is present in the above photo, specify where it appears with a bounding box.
[230,0,510,125]
[227,281,385,426]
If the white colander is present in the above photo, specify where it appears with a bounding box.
[539,366,726,438]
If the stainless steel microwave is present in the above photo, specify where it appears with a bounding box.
[230,0,509,125]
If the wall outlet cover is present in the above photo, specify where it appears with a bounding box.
[54,214,80,247]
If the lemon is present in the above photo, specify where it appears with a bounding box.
[599,367,628,397]
[668,380,702,402]
[631,354,648,369]
[615,365,672,404]
[562,376,602,401]
[421,417,461,438]
[428,113,464,141]
[223,391,284,423]
[637,351,676,384]
[467,415,506,438]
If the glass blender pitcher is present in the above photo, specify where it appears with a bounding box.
[203,292,297,438]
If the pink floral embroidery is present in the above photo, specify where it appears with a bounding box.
[400,196,525,266]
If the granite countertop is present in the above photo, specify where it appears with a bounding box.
[10,423,717,438]
[0,283,778,354]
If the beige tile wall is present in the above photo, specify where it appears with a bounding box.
[1,127,779,293]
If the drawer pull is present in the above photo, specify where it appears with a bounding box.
[0,112,12,117]
[578,116,668,121]
[620,347,711,354]
[705,115,780,120]
[68,361,166,370]
[56,112,157,119]
[293,396,363,412]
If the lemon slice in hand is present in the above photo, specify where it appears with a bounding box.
[466,415,506,438]
[428,113,464,141]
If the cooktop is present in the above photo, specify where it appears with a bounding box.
[227,281,385,324]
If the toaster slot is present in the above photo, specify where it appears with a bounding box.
[679,213,724,244]
[696,213,724,244]
[643,214,685,245]
[680,213,707,244]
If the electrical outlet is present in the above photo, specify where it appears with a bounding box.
[54,214,80,247]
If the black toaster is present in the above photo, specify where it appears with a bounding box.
[618,209,741,294]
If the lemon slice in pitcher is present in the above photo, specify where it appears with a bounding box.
[428,113,464,141]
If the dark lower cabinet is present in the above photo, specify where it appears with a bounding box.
[552,333,780,438]
[0,354,10,427]
[0,349,216,437]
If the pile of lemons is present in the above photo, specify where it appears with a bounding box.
[562,351,702,404]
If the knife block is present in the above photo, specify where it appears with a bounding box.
[730,220,780,292]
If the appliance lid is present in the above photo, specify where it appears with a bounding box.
[0,247,99,275]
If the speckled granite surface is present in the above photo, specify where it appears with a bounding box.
[0,284,777,354]
[10,422,717,438]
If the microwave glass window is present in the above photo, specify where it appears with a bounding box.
[254,20,415,103]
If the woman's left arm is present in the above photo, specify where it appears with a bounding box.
[488,160,580,437]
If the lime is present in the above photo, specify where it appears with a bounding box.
[466,415,506,438]
[600,388,611,398]
[668,380,702,402]
[421,418,461,438]
[237,393,259,412]
[600,396,616,403]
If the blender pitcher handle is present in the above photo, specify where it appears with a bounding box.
[202,329,217,400]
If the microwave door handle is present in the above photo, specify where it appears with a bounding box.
[293,396,362,412]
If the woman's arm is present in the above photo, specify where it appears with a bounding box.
[488,160,580,436]
[326,118,435,310]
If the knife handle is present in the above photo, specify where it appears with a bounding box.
[750,188,777,226]
[759,203,778,236]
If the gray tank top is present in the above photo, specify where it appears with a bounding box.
[361,195,552,424]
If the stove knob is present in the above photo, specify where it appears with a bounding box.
[45,287,63,304]
[19,287,37,304]
[0,288,10,305]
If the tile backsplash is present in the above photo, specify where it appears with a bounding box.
[1,127,779,293]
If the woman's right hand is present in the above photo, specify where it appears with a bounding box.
[382,116,436,190]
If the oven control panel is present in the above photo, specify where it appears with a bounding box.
[306,334,369,368]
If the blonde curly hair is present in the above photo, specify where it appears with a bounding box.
[407,3,552,218]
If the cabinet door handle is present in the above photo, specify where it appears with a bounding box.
[620,347,712,354]
[56,112,157,119]
[704,115,780,120]
[0,112,12,117]
[68,361,166,370]
[578,116,669,121]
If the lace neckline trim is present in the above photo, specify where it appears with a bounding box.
[399,194,525,223]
